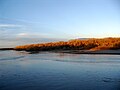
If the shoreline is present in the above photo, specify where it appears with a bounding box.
[0,48,120,55]
[54,50,120,55]
[13,37,120,54]
[53,50,120,55]
[0,48,14,50]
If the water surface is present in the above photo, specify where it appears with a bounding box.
[0,50,120,90]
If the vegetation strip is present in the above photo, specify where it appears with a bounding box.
[15,38,120,51]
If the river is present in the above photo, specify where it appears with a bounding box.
[0,50,120,90]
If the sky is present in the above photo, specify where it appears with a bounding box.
[0,0,120,47]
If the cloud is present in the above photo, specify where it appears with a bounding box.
[17,32,53,38]
[0,24,22,28]
[0,17,41,25]
[17,33,28,36]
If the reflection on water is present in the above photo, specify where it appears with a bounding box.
[0,50,120,90]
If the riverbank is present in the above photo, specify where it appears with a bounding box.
[0,48,120,55]
[14,38,120,52]
[1,38,120,54]
[0,48,14,50]
[54,50,120,55]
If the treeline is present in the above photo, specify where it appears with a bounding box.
[15,37,120,51]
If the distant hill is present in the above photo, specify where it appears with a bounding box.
[77,38,90,40]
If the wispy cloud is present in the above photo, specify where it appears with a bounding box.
[17,32,53,38]
[0,17,42,25]
[17,33,28,36]
[0,24,22,28]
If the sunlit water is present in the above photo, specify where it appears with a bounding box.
[0,50,120,90]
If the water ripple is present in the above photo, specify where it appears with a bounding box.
[0,56,25,61]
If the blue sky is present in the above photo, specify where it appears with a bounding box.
[0,0,120,47]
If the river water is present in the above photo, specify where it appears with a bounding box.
[0,50,120,90]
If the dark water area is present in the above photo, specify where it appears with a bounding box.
[0,51,120,90]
